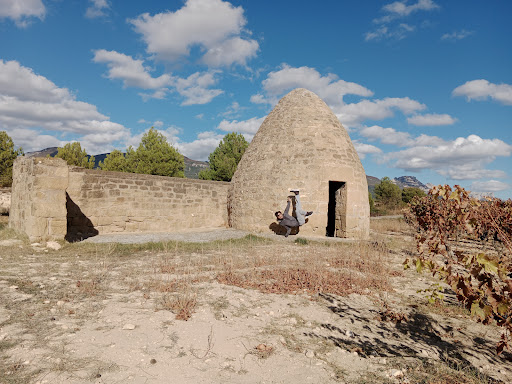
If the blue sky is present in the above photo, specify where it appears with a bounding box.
[1,0,511,197]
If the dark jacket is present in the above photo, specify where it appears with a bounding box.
[278,201,299,236]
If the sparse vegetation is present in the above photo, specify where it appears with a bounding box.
[0,131,24,187]
[405,185,512,354]
[0,219,510,383]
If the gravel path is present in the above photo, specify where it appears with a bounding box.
[83,228,251,244]
[82,217,399,244]
[82,227,361,244]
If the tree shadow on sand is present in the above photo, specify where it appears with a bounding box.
[302,293,511,382]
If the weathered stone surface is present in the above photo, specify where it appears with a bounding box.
[228,88,369,239]
[9,157,68,242]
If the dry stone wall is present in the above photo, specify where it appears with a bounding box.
[66,168,229,241]
[229,88,370,239]
[9,157,68,242]
[9,157,230,242]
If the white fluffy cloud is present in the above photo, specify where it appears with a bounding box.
[174,72,224,105]
[353,142,382,159]
[0,0,45,27]
[438,165,507,180]
[469,180,510,193]
[252,64,373,108]
[441,30,473,42]
[85,0,110,19]
[337,97,426,126]
[0,60,128,153]
[453,79,512,105]
[201,37,259,67]
[367,0,439,41]
[407,113,457,126]
[365,23,416,41]
[382,0,439,17]
[129,0,258,67]
[175,131,225,160]
[217,116,265,139]
[384,134,512,179]
[360,125,445,147]
[93,50,172,89]
[93,50,223,105]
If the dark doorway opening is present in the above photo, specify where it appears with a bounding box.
[326,181,347,237]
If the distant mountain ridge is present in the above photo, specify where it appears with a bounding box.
[391,176,429,192]
[25,148,431,189]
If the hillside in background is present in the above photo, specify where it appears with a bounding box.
[25,148,430,190]
[391,176,429,192]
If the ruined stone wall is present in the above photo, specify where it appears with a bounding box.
[66,168,229,240]
[0,188,11,215]
[9,157,68,242]
[9,157,230,242]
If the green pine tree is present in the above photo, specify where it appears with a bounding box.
[0,131,24,187]
[125,127,184,177]
[374,177,402,208]
[199,132,248,182]
[99,149,127,172]
[55,142,95,169]
[402,187,426,204]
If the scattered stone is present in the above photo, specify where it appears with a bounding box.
[56,301,65,306]
[345,330,354,338]
[288,317,298,325]
[305,350,315,358]
[46,241,61,250]
[150,358,157,364]
[390,369,404,378]
[123,324,136,330]
[279,336,286,344]
[379,358,387,365]
[49,277,57,281]
[9,285,18,290]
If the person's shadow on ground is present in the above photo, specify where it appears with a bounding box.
[269,222,299,236]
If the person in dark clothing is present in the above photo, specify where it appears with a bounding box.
[275,189,313,237]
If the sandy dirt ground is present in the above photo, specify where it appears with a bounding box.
[1,217,511,384]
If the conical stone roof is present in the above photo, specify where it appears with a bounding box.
[228,88,369,239]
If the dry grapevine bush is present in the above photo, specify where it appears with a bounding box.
[404,185,512,354]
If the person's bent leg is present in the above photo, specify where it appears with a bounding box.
[294,194,307,226]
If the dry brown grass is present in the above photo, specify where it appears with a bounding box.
[216,240,393,296]
[370,216,412,234]
[160,291,198,321]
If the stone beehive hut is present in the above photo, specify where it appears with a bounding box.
[228,88,369,239]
